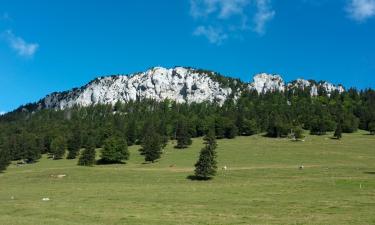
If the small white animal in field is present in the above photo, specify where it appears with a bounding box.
[223,166,227,171]
[11,196,14,200]
[299,165,304,170]
[42,198,50,201]
[57,174,66,178]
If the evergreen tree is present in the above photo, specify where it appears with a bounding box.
[19,132,41,163]
[368,121,375,135]
[126,119,137,146]
[241,119,258,136]
[50,136,67,160]
[224,122,238,139]
[175,120,192,149]
[334,122,343,140]
[78,139,96,166]
[100,137,129,163]
[140,122,164,163]
[194,131,217,180]
[0,141,10,172]
[67,128,81,159]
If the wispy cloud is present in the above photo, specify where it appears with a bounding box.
[190,0,250,19]
[189,0,275,44]
[346,0,375,22]
[253,0,275,35]
[2,30,39,57]
[193,26,228,44]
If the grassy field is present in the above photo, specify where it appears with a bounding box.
[1,131,375,225]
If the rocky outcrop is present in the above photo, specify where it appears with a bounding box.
[30,67,346,110]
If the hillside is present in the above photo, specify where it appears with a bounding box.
[1,133,375,225]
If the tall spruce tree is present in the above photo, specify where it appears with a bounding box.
[334,122,343,140]
[67,128,81,159]
[141,122,164,163]
[368,121,375,135]
[78,138,96,166]
[175,120,192,149]
[194,130,217,180]
[0,140,10,172]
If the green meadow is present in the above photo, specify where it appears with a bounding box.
[1,132,375,225]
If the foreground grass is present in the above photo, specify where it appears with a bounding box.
[1,132,375,225]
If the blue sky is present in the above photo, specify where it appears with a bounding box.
[1,0,375,113]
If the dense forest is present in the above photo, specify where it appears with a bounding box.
[1,87,375,172]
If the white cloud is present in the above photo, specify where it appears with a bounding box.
[2,30,39,57]
[347,0,375,22]
[0,111,6,116]
[253,0,275,35]
[190,0,250,19]
[193,26,228,44]
[189,0,275,44]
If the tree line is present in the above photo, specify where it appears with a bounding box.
[0,87,375,172]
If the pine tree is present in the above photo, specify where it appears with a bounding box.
[50,136,67,160]
[175,120,192,149]
[100,137,129,163]
[21,132,41,163]
[194,130,217,180]
[126,119,137,146]
[67,128,81,159]
[0,141,10,172]
[241,119,258,136]
[141,122,164,163]
[78,139,96,166]
[334,122,343,140]
[369,121,375,135]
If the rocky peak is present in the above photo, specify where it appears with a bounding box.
[249,73,285,93]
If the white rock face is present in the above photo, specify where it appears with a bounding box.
[288,79,318,96]
[249,73,285,93]
[36,68,346,110]
[41,67,233,109]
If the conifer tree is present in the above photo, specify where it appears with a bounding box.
[141,121,164,163]
[369,121,375,135]
[67,128,81,159]
[126,119,137,146]
[194,130,217,180]
[100,137,129,163]
[50,136,67,160]
[0,141,10,172]
[334,122,343,140]
[78,138,96,166]
[175,120,192,149]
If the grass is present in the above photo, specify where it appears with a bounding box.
[1,131,375,225]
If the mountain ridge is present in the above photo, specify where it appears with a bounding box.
[17,66,345,112]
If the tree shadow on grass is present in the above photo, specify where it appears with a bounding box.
[364,172,375,175]
[96,159,126,165]
[329,137,341,140]
[186,175,212,181]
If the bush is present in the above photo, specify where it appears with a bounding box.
[293,126,305,140]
